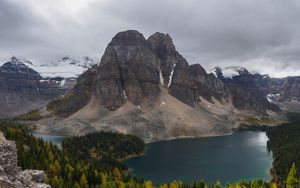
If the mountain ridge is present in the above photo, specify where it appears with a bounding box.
[32,30,287,142]
[0,56,98,118]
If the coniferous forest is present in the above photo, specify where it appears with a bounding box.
[266,113,300,187]
[1,117,300,188]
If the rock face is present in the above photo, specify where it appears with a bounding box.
[264,76,300,112]
[0,56,99,118]
[95,30,160,110]
[213,66,281,114]
[0,57,68,118]
[38,30,284,142]
[55,31,233,115]
[0,131,50,188]
[213,66,300,113]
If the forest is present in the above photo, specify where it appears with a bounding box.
[0,119,300,188]
[62,131,145,170]
[266,112,300,187]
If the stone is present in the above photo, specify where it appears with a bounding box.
[0,131,51,188]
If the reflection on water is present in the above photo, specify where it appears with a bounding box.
[125,131,273,185]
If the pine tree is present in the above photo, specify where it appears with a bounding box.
[270,182,278,188]
[80,174,89,188]
[214,180,221,188]
[286,163,298,188]
[145,180,154,188]
[113,168,122,182]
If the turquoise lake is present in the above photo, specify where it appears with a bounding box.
[32,130,273,185]
[125,131,273,185]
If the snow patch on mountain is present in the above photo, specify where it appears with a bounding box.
[267,94,280,104]
[212,66,250,79]
[168,64,176,88]
[1,56,99,79]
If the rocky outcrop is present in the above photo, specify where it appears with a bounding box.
[95,30,160,109]
[0,56,99,119]
[262,76,300,112]
[0,131,50,188]
[148,32,177,87]
[213,67,281,114]
[55,30,233,115]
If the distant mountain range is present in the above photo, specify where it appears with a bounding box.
[0,56,99,118]
[212,66,300,112]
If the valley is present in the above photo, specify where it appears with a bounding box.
[1,31,300,188]
[1,114,299,188]
[2,1,300,187]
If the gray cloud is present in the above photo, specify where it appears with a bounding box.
[0,0,300,77]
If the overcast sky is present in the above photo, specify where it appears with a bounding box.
[1,0,300,77]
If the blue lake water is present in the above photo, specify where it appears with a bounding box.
[125,131,273,185]
[32,132,67,149]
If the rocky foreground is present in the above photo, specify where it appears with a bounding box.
[0,131,50,188]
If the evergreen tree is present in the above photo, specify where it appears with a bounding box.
[145,180,154,188]
[270,182,278,188]
[286,163,298,188]
[80,174,89,188]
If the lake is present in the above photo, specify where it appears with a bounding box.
[125,131,273,185]
[32,130,273,185]
[32,132,67,149]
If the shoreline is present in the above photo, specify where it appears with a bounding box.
[32,124,274,144]
[32,125,277,182]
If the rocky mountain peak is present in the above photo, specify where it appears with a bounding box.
[190,64,207,77]
[48,56,99,69]
[212,66,250,79]
[109,30,148,46]
[147,32,178,88]
[1,56,38,74]
[93,30,161,110]
[52,30,282,118]
[148,32,175,54]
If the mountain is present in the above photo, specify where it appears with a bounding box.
[213,66,300,113]
[34,30,284,142]
[265,77,300,112]
[38,56,99,78]
[212,66,252,79]
[0,56,98,118]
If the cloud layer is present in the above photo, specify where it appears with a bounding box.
[1,0,300,77]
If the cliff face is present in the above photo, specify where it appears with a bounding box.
[265,76,300,112]
[37,30,283,142]
[0,131,50,188]
[0,56,99,119]
[213,66,300,113]
[95,30,161,110]
[56,30,277,116]
[0,57,68,118]
[213,67,281,114]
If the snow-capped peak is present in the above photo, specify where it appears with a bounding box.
[37,56,99,78]
[3,56,33,67]
[41,56,99,69]
[0,56,37,71]
[1,56,99,79]
[212,66,250,79]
